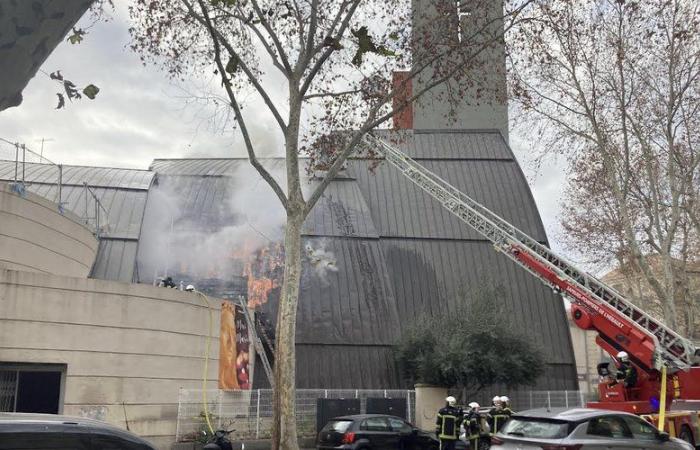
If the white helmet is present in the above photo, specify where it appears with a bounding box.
[492,395,502,405]
[500,396,510,405]
[185,284,196,292]
[446,396,456,407]
[468,402,480,410]
[617,351,629,362]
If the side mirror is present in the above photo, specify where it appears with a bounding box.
[656,431,670,442]
[411,428,419,435]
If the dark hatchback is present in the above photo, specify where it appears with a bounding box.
[317,414,439,450]
[0,413,156,450]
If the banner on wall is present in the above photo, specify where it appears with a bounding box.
[218,301,251,390]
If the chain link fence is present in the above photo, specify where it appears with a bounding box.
[176,389,416,442]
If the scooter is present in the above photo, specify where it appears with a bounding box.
[203,429,241,450]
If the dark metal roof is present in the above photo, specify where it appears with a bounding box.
[140,130,576,390]
[0,160,153,283]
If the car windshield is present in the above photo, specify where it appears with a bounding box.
[500,417,571,439]
[322,420,353,433]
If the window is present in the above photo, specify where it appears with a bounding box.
[388,418,412,433]
[0,433,90,450]
[321,420,353,433]
[360,417,391,432]
[621,416,658,441]
[91,435,151,450]
[500,418,571,439]
[0,364,66,414]
[586,416,632,439]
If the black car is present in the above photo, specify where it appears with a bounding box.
[0,412,156,449]
[317,414,439,450]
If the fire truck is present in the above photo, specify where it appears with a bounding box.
[364,134,700,446]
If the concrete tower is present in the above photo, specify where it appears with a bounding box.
[411,0,508,139]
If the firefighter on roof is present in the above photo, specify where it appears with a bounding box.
[436,396,462,450]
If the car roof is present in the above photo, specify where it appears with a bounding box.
[331,414,407,421]
[513,408,638,422]
[0,413,153,446]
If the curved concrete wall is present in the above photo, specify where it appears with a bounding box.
[0,269,222,449]
[0,183,98,277]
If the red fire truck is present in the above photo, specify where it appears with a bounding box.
[367,134,700,446]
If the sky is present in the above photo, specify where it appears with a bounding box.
[0,2,570,254]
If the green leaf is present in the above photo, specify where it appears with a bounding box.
[82,84,100,100]
[351,26,397,67]
[388,31,400,41]
[67,27,85,45]
[225,56,239,74]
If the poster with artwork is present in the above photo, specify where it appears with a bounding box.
[218,301,251,390]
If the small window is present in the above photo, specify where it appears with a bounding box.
[388,417,412,433]
[621,416,658,441]
[586,416,632,439]
[321,420,353,433]
[360,417,391,432]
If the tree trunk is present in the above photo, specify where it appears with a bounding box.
[276,212,304,450]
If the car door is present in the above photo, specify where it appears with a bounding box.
[583,415,637,450]
[360,417,395,450]
[620,415,676,450]
[388,417,423,450]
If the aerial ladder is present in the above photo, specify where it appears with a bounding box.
[363,134,700,440]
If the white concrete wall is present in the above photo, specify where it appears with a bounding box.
[0,183,98,277]
[0,268,222,449]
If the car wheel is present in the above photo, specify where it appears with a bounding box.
[678,426,695,448]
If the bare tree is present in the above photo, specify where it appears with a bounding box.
[129,1,533,449]
[510,0,700,336]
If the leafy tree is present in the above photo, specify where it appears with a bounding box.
[128,2,535,449]
[509,0,700,334]
[395,285,545,396]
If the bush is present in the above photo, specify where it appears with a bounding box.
[394,285,545,395]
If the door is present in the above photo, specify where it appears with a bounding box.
[584,415,639,450]
[388,417,423,450]
[359,417,395,450]
[621,415,673,450]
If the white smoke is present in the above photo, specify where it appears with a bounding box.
[304,240,339,284]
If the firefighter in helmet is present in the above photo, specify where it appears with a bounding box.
[436,396,462,450]
[615,351,638,388]
[464,402,488,450]
[487,395,513,436]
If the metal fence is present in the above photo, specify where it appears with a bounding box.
[175,388,596,442]
[175,389,416,442]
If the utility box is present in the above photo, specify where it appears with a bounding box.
[316,398,361,433]
[366,397,407,419]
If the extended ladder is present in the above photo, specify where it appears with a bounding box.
[237,298,275,389]
[364,134,697,371]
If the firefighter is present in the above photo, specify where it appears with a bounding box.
[436,396,462,450]
[615,351,638,388]
[464,402,488,450]
[487,395,512,436]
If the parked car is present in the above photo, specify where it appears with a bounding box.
[0,412,156,450]
[317,414,440,450]
[490,407,695,450]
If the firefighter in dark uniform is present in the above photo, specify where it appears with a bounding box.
[615,351,638,388]
[487,396,512,436]
[464,402,488,450]
[436,396,462,450]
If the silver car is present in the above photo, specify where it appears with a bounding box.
[490,408,694,450]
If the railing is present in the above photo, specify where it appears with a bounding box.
[0,138,108,238]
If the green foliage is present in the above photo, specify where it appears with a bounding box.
[82,84,100,100]
[351,26,397,67]
[67,27,86,45]
[394,285,545,394]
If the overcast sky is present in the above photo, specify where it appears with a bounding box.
[0,3,569,253]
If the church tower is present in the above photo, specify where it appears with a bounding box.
[410,0,508,139]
